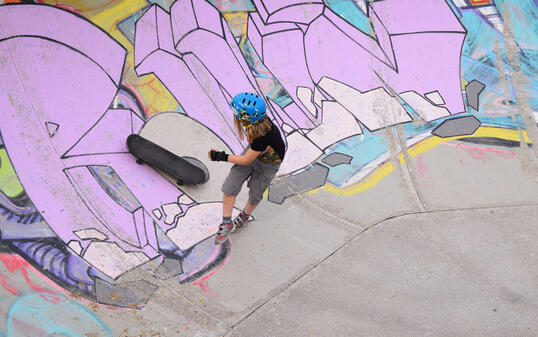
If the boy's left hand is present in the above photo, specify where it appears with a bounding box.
[208,149,229,162]
[207,149,217,160]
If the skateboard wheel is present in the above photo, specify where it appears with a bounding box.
[136,159,144,165]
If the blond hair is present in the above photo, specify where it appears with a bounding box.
[234,116,272,144]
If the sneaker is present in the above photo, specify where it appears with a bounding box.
[232,213,250,233]
[214,221,234,245]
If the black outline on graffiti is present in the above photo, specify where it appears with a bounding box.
[0,35,120,88]
[243,17,319,128]
[45,122,60,138]
[424,90,447,106]
[0,2,235,298]
[182,51,244,145]
[60,109,130,159]
[368,5,398,70]
[62,165,153,259]
[252,0,270,21]
[431,115,482,138]
[268,162,329,205]
[0,2,128,84]
[322,5,396,71]
[221,16,265,95]
[247,13,265,60]
[73,227,110,242]
[132,208,145,248]
[255,1,324,24]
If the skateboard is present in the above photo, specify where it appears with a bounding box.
[126,134,209,185]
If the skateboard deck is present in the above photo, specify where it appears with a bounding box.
[126,134,208,185]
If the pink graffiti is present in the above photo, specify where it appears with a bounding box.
[443,142,516,163]
[194,279,218,299]
[192,241,232,299]
[415,154,432,188]
[0,254,61,303]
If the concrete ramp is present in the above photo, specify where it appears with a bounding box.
[0,1,537,336]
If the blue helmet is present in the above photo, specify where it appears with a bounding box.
[230,92,267,127]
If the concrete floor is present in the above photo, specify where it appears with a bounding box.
[11,136,532,337]
[1,2,537,335]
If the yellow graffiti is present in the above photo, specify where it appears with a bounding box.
[0,1,532,204]
[4,1,247,117]
[461,77,469,89]
[222,11,250,47]
[88,0,146,46]
[0,148,23,198]
[0,0,178,201]
[37,0,179,116]
[311,127,532,196]
[86,0,179,116]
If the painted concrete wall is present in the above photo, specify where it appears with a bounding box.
[0,0,536,335]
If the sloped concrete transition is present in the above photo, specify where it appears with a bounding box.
[0,0,537,336]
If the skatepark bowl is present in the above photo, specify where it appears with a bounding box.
[0,0,537,336]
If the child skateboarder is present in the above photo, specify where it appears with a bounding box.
[208,92,286,245]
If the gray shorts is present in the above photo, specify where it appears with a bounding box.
[221,152,280,205]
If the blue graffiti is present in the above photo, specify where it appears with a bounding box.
[461,0,537,111]
[323,0,538,187]
[3,293,112,337]
[324,0,374,36]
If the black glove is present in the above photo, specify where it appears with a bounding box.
[210,150,229,162]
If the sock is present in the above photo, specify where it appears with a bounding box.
[241,211,250,220]
[222,216,231,224]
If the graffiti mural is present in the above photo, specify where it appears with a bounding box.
[0,0,536,319]
[0,250,112,336]
[0,2,232,310]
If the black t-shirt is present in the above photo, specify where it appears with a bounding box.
[250,121,286,161]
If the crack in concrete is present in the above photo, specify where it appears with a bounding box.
[498,4,538,159]
[224,202,538,335]
[373,71,426,213]
[396,124,427,212]
[132,267,223,323]
[494,5,538,185]
[493,37,538,182]
[270,174,364,230]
